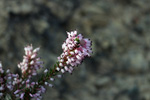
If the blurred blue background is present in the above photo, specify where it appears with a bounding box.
[0,0,150,100]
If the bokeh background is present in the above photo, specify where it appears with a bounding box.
[0,0,150,100]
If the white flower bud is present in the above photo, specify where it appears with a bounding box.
[44,69,48,73]
[61,69,65,73]
[56,67,60,71]
[33,47,40,53]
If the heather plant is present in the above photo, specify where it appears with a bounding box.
[0,31,92,100]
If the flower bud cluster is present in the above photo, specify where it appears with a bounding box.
[15,45,54,100]
[0,62,19,99]
[57,31,92,73]
[18,45,42,78]
[30,85,46,99]
[13,45,45,99]
[13,83,46,100]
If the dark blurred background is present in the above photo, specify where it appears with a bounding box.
[0,0,150,100]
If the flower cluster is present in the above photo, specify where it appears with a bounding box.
[0,62,20,99]
[57,31,92,73]
[15,45,47,99]
[0,30,92,100]
[18,45,42,78]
